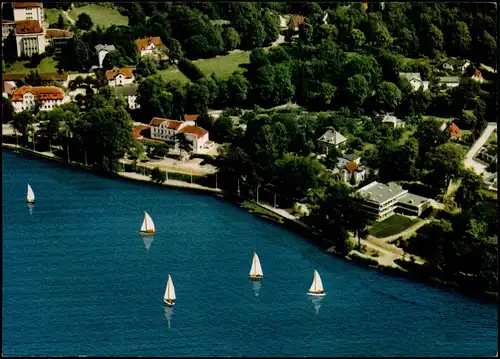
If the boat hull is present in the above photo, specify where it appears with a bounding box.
[249,275,263,281]
[139,231,155,236]
[307,292,326,297]
[163,300,175,307]
[26,200,35,204]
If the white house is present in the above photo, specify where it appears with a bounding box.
[135,36,163,58]
[317,128,347,154]
[279,15,288,29]
[11,85,69,113]
[179,125,209,153]
[13,2,44,26]
[381,114,406,129]
[442,58,471,74]
[114,84,140,110]
[106,67,135,87]
[341,160,368,186]
[94,44,116,67]
[15,19,45,57]
[149,117,209,154]
[398,72,429,92]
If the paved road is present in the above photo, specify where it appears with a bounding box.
[464,122,497,175]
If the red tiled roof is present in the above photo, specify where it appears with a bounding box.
[132,125,150,139]
[181,125,208,139]
[15,20,43,34]
[45,29,73,39]
[165,120,183,130]
[135,37,162,51]
[3,81,17,95]
[345,161,359,173]
[11,85,65,101]
[288,15,306,28]
[105,67,134,81]
[473,70,483,79]
[446,122,461,138]
[12,2,41,8]
[149,117,169,127]
[183,114,199,122]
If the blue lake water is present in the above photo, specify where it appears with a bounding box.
[2,150,498,356]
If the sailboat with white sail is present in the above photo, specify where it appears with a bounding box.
[163,274,176,306]
[26,184,35,204]
[139,211,155,236]
[249,252,263,280]
[307,269,326,296]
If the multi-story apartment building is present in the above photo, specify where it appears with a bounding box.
[11,85,69,113]
[13,2,44,26]
[357,181,431,220]
[15,19,45,57]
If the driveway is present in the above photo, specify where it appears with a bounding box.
[464,122,497,175]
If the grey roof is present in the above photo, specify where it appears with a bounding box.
[438,76,460,83]
[95,44,115,52]
[357,181,407,205]
[114,84,138,97]
[397,193,430,208]
[342,153,360,161]
[382,114,405,124]
[399,72,421,81]
[318,129,347,146]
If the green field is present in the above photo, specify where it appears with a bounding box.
[4,56,59,74]
[159,68,191,84]
[368,214,419,238]
[194,50,250,79]
[44,8,63,25]
[69,4,128,28]
[159,50,251,84]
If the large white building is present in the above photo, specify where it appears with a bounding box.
[149,117,209,154]
[15,19,45,57]
[11,85,69,113]
[13,2,44,26]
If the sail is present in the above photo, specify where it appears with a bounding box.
[249,252,263,277]
[164,274,176,301]
[27,184,35,202]
[143,211,155,232]
[309,270,324,293]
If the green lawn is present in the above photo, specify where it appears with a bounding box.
[194,50,251,79]
[44,8,63,25]
[159,50,251,84]
[158,68,191,84]
[368,214,419,238]
[69,4,128,28]
[4,56,59,74]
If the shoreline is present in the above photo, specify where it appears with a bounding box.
[3,144,497,303]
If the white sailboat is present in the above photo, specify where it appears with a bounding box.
[307,270,326,296]
[26,184,35,204]
[139,211,155,236]
[249,252,263,280]
[163,274,176,306]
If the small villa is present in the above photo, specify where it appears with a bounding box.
[317,128,347,154]
[106,67,135,87]
[95,44,116,67]
[398,72,429,92]
[135,36,163,58]
[444,122,462,140]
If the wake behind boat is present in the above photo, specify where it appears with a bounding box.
[139,211,155,236]
[163,274,176,306]
[249,252,263,280]
[307,270,326,297]
[26,184,35,204]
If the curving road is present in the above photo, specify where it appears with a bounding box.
[464,122,497,175]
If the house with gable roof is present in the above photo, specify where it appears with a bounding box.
[95,44,116,67]
[398,72,429,92]
[135,36,163,58]
[317,128,347,154]
[106,67,135,87]
[444,122,462,140]
[10,85,69,113]
[148,117,210,154]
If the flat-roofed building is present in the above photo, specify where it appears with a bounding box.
[396,193,431,217]
[357,181,409,220]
